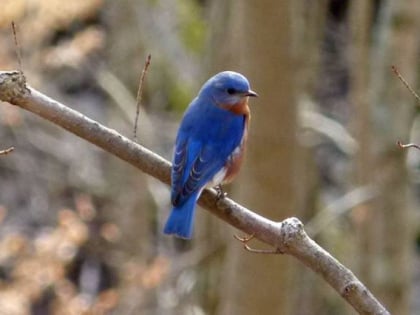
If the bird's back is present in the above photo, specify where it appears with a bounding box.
[180,96,246,148]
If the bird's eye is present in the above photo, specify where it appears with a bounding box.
[226,88,236,95]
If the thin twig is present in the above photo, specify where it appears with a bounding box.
[234,233,283,254]
[11,22,23,73]
[391,65,420,104]
[133,54,151,141]
[0,147,14,155]
[397,140,420,151]
[392,67,420,153]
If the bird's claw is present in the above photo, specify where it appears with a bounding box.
[215,185,227,200]
[234,233,283,254]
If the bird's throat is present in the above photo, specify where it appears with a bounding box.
[218,98,250,116]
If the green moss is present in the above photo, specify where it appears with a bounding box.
[392,13,416,30]
[177,0,206,54]
[168,81,193,112]
[147,0,159,6]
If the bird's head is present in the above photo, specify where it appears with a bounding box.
[199,71,257,108]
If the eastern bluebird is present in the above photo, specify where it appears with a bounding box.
[163,71,257,239]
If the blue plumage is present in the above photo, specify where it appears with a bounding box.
[164,71,257,239]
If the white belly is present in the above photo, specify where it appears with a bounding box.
[206,167,227,188]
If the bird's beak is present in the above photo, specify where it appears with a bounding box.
[245,89,258,97]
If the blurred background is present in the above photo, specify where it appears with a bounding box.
[0,0,419,314]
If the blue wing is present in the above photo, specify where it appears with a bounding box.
[170,101,246,207]
[171,138,226,206]
[171,136,188,204]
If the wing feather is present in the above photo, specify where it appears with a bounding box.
[171,138,188,205]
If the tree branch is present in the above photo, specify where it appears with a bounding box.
[0,71,390,315]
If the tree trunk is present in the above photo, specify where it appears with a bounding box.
[348,0,376,289]
[218,2,299,314]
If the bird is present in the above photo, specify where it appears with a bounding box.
[163,71,257,239]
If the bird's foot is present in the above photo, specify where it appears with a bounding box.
[234,233,283,254]
[215,184,227,200]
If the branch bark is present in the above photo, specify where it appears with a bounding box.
[0,71,390,315]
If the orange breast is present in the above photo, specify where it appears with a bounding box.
[223,144,245,184]
[216,97,251,184]
[222,113,250,184]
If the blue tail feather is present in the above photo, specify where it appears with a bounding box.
[164,193,199,239]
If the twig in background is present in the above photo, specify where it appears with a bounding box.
[133,54,152,141]
[305,185,378,237]
[299,97,358,155]
[391,65,420,104]
[0,147,14,155]
[392,66,420,152]
[397,140,420,151]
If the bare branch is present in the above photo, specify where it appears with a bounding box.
[0,70,390,315]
